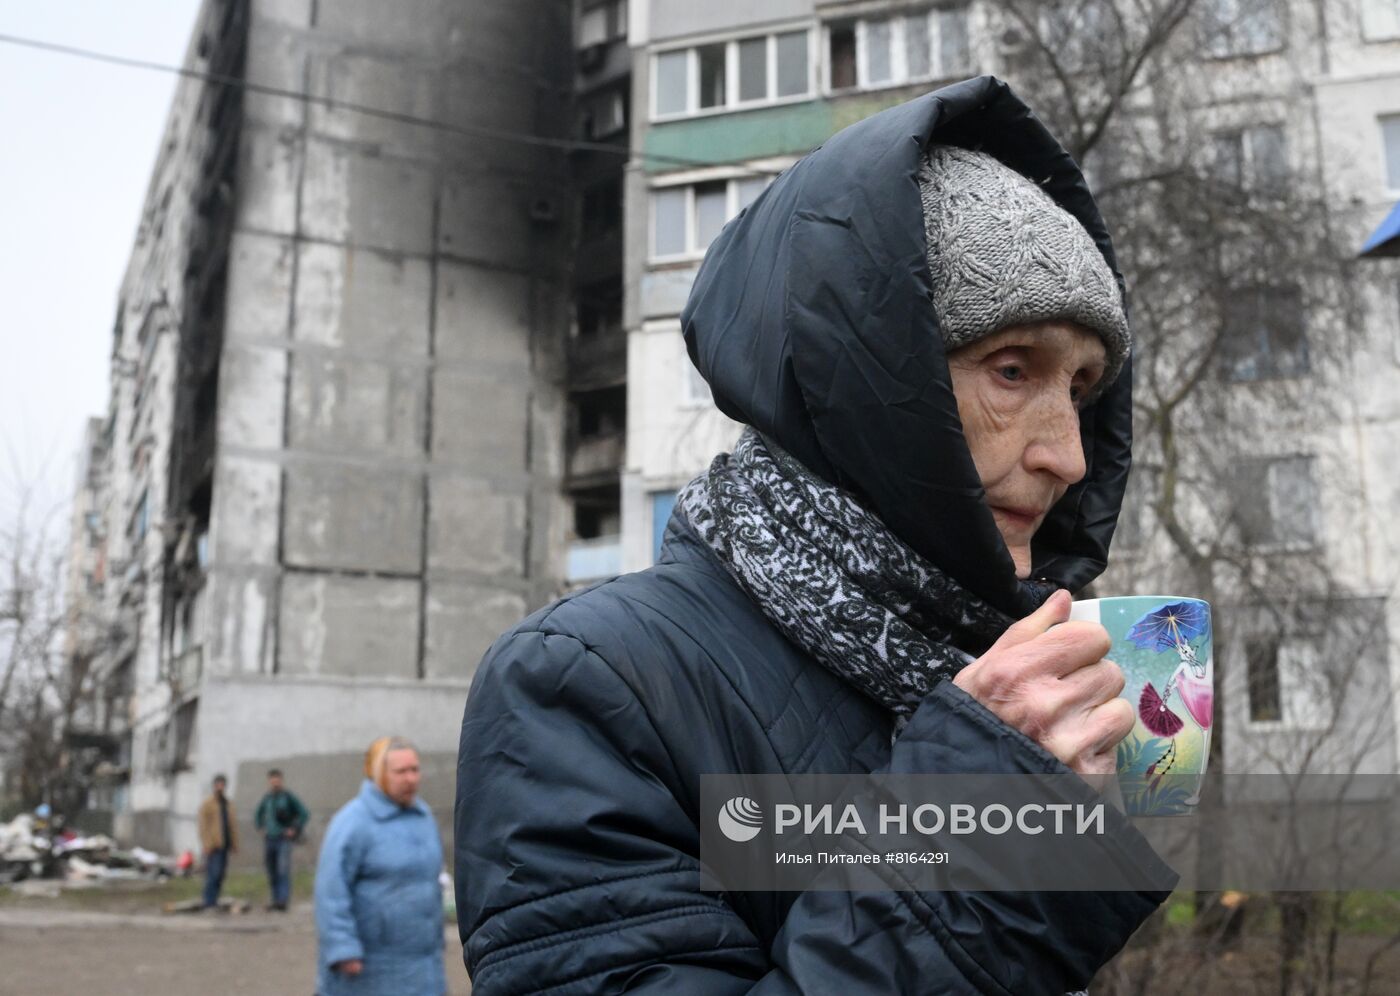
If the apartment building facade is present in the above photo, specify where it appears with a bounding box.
[72,0,581,854]
[620,0,1400,774]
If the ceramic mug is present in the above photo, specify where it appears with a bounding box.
[1069,595,1214,817]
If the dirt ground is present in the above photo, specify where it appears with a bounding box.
[0,906,472,996]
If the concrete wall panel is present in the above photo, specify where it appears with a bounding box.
[293,244,431,355]
[223,232,294,341]
[437,173,535,269]
[300,140,435,254]
[218,344,287,450]
[205,571,278,676]
[427,474,525,575]
[237,125,302,236]
[278,573,420,677]
[314,0,451,52]
[244,17,308,127]
[283,463,423,571]
[434,260,532,369]
[211,455,281,565]
[289,354,426,457]
[431,369,529,471]
[252,0,314,29]
[308,52,439,151]
[424,580,528,680]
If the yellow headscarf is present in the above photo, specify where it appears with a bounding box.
[364,736,416,795]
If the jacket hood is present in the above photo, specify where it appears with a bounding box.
[681,76,1132,619]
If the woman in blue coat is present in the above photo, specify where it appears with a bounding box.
[316,737,445,996]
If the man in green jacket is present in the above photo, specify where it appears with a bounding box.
[253,768,308,911]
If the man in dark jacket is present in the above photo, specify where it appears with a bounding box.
[253,768,308,911]
[455,77,1177,994]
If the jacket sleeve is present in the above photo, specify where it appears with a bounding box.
[455,629,1176,996]
[254,795,267,832]
[314,808,367,968]
[290,792,310,830]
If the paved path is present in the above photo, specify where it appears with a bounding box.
[0,906,471,995]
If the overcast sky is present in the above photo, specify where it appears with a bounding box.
[0,2,202,532]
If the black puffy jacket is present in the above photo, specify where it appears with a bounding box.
[455,77,1177,995]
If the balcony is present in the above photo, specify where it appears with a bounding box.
[567,432,625,487]
[566,535,622,583]
[170,644,204,698]
[568,329,626,391]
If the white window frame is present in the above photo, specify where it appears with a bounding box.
[650,25,816,122]
[823,6,973,95]
[648,173,775,263]
[1381,114,1400,196]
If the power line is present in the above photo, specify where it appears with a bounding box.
[0,31,777,176]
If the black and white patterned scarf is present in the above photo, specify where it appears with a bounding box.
[677,427,1048,738]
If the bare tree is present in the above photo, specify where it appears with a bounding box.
[0,467,101,819]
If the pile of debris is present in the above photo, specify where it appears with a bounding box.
[1,811,175,886]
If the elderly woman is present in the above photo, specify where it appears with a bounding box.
[315,737,445,996]
[455,77,1175,995]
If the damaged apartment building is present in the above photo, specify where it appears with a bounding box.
[71,0,631,852]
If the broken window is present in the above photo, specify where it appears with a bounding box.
[582,179,622,238]
[580,90,626,140]
[697,44,727,109]
[829,23,857,89]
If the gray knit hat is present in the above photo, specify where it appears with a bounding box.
[917,145,1131,400]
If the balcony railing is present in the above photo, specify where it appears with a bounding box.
[566,536,622,583]
[170,644,204,696]
[567,432,625,484]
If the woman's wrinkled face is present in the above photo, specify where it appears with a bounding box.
[945,321,1107,580]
